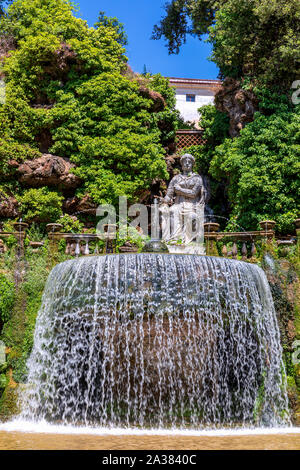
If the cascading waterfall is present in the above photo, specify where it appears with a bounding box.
[20,254,290,428]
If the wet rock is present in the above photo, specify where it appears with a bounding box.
[63,194,98,215]
[17,154,81,190]
[0,192,19,218]
[215,78,259,137]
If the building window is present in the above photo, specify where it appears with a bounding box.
[186,94,195,102]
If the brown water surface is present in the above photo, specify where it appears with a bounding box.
[0,431,300,450]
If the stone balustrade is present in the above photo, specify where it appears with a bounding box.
[48,230,117,256]
[48,233,103,256]
[0,219,298,261]
[204,221,298,260]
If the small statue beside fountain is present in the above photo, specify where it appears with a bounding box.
[160,153,205,254]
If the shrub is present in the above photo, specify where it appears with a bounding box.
[26,222,46,242]
[210,103,300,233]
[18,188,63,223]
[0,274,15,325]
[0,0,176,207]
[57,214,84,233]
[0,139,41,176]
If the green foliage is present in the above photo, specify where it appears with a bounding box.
[0,1,13,17]
[0,0,176,208]
[26,222,46,242]
[180,100,299,233]
[0,273,15,325]
[152,0,215,54]
[5,248,50,382]
[0,139,40,162]
[49,71,169,205]
[23,247,50,297]
[153,0,300,89]
[144,73,179,147]
[254,87,293,115]
[57,214,83,233]
[199,104,230,144]
[4,33,61,103]
[0,243,70,385]
[95,11,128,47]
[18,188,63,223]
[1,219,15,233]
[210,0,300,87]
[1,0,88,42]
[0,90,38,145]
[0,373,6,390]
[180,104,230,221]
[0,139,41,177]
[209,104,300,233]
[58,238,67,254]
[116,225,149,253]
[182,104,229,173]
[175,115,195,130]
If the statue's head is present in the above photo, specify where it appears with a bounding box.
[180,153,195,172]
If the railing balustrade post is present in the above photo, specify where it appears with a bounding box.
[222,243,228,258]
[75,239,81,257]
[251,242,257,260]
[242,242,247,260]
[232,242,238,260]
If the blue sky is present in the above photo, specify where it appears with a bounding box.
[76,0,219,79]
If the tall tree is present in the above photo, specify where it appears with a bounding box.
[0,1,13,17]
[95,11,128,47]
[153,0,300,89]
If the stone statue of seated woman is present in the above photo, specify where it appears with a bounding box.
[160,153,205,250]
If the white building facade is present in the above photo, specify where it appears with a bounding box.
[168,78,221,126]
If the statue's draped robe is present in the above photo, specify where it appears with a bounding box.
[160,173,204,245]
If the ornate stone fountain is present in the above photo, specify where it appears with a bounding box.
[14,153,290,430]
[20,253,290,428]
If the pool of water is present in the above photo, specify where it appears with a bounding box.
[0,423,299,450]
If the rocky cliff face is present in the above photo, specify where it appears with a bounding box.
[14,154,81,190]
[0,154,86,219]
[215,78,259,137]
[63,194,98,216]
